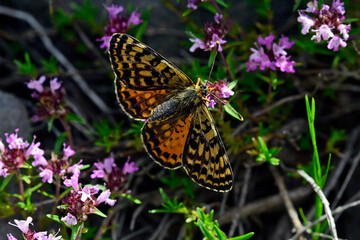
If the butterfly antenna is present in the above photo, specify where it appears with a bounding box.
[207,41,220,81]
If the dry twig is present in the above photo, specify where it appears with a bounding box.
[296,170,338,240]
[0,5,110,113]
[270,166,304,240]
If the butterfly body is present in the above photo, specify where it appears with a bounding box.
[148,85,205,123]
[110,33,233,192]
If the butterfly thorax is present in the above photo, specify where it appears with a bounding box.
[147,86,205,123]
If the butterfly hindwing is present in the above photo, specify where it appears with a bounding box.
[141,112,192,169]
[182,104,233,192]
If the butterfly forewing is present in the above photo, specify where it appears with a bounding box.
[109,33,193,90]
[182,104,233,192]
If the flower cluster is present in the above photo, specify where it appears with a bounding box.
[91,155,138,193]
[27,76,67,122]
[35,143,81,184]
[206,80,234,109]
[98,4,143,50]
[246,33,296,73]
[0,129,45,177]
[189,13,227,52]
[61,171,116,226]
[8,217,61,240]
[297,0,351,51]
[187,0,198,10]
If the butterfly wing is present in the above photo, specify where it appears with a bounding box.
[182,104,233,192]
[109,33,194,120]
[141,111,192,169]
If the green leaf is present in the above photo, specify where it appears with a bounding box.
[54,133,67,155]
[120,193,142,204]
[47,117,55,132]
[20,175,31,185]
[228,232,255,240]
[0,173,14,191]
[47,214,65,225]
[41,56,59,74]
[65,112,86,125]
[223,104,243,121]
[38,190,55,199]
[198,1,218,14]
[182,8,192,17]
[71,223,83,240]
[208,50,217,68]
[93,207,107,218]
[13,52,37,77]
[214,224,226,240]
[198,219,216,240]
[293,0,303,11]
[215,0,228,8]
[228,80,238,90]
[24,183,43,198]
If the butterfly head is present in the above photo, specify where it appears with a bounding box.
[195,78,209,98]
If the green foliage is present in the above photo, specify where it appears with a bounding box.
[93,119,124,152]
[326,128,346,154]
[247,137,280,165]
[41,56,59,74]
[13,52,37,77]
[149,188,189,214]
[150,189,254,240]
[70,0,99,29]
[160,171,195,199]
[304,96,332,239]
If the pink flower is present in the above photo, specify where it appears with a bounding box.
[209,34,227,52]
[61,213,77,226]
[187,0,198,10]
[39,168,53,183]
[258,33,275,49]
[297,0,350,51]
[63,143,75,159]
[297,13,315,35]
[98,5,143,50]
[275,56,296,73]
[50,78,62,95]
[0,161,9,177]
[96,36,112,51]
[188,17,227,52]
[104,4,124,18]
[206,80,234,109]
[332,0,345,15]
[7,233,17,240]
[214,13,222,24]
[305,0,318,13]
[64,173,80,191]
[317,24,334,41]
[338,24,350,40]
[97,189,116,206]
[27,76,46,93]
[9,217,33,234]
[246,33,295,73]
[128,9,143,25]
[189,37,206,52]
[123,157,139,174]
[327,35,347,51]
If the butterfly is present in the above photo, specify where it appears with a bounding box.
[109,33,233,192]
